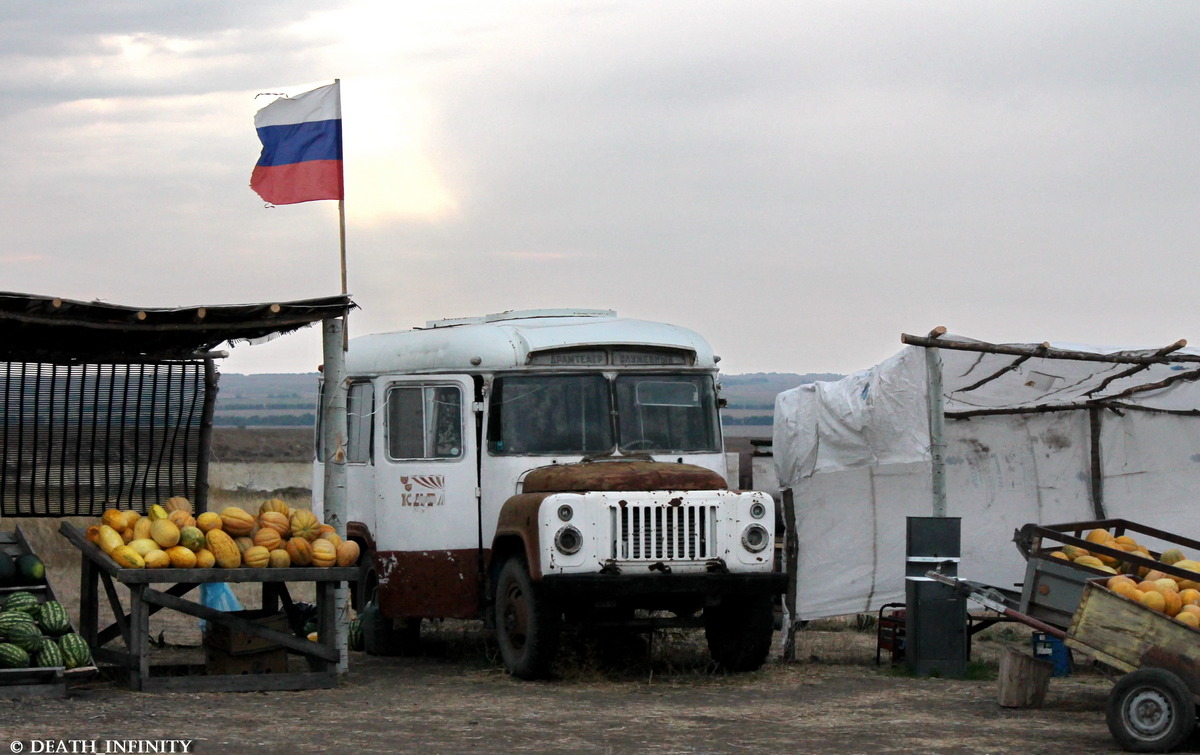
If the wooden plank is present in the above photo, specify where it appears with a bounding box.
[128,583,149,691]
[79,554,98,648]
[97,581,197,646]
[138,670,336,693]
[1068,582,1200,688]
[98,570,129,647]
[141,588,337,662]
[92,647,132,667]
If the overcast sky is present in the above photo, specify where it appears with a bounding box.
[2,2,1197,376]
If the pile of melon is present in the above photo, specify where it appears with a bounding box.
[1050,528,1200,627]
[85,497,360,571]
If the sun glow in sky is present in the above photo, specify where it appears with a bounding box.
[1,2,1198,375]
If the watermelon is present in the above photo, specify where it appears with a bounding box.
[0,610,36,637]
[2,591,39,615]
[0,553,16,586]
[35,637,64,668]
[58,633,91,670]
[36,600,71,636]
[6,622,43,654]
[0,642,31,669]
[15,554,45,584]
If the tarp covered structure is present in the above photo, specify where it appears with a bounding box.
[773,331,1200,620]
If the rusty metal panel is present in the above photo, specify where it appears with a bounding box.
[376,548,482,619]
[522,460,726,494]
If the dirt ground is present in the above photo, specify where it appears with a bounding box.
[0,621,1147,755]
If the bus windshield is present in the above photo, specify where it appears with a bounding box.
[487,373,719,456]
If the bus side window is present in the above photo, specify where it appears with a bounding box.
[387,384,463,460]
[345,382,373,463]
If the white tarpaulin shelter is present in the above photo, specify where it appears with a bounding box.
[773,329,1200,626]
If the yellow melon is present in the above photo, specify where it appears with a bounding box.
[1061,545,1089,560]
[1163,590,1184,616]
[219,506,256,536]
[258,511,290,538]
[1176,611,1200,628]
[1115,535,1138,547]
[253,528,283,552]
[149,519,181,549]
[268,549,291,568]
[1074,555,1105,569]
[128,538,160,558]
[165,496,193,515]
[147,504,169,522]
[310,539,337,568]
[165,546,197,569]
[1086,528,1113,545]
[1155,578,1180,594]
[195,548,216,569]
[1179,588,1200,606]
[196,511,223,533]
[167,509,196,529]
[1049,551,1069,561]
[132,517,153,540]
[101,509,127,530]
[143,549,170,569]
[241,546,271,569]
[1141,590,1167,613]
[1161,548,1187,566]
[259,498,290,516]
[290,510,321,541]
[97,525,124,555]
[110,545,146,569]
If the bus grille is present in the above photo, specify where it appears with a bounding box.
[611,503,716,561]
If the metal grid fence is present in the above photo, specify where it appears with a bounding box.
[1,360,208,517]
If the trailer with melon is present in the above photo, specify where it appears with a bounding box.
[947,519,1200,753]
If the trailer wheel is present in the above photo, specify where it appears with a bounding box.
[1106,668,1196,753]
[494,556,560,679]
[705,594,775,672]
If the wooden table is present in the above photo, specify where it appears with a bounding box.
[60,523,357,693]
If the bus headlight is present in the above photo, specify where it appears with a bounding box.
[557,504,574,522]
[555,525,583,555]
[749,501,767,520]
[741,524,770,553]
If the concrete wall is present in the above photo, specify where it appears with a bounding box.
[209,462,312,493]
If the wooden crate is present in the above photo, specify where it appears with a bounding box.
[1066,579,1200,683]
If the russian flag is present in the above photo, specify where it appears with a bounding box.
[250,81,343,205]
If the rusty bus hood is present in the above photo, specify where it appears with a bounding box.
[521,459,727,494]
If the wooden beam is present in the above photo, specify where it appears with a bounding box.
[1097,365,1200,403]
[140,588,338,662]
[901,334,1196,365]
[1085,340,1188,397]
[958,355,1033,393]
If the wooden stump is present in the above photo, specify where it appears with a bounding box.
[997,647,1054,708]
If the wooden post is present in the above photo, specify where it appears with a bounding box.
[924,328,947,517]
[1088,407,1106,519]
[997,647,1053,708]
[194,358,219,514]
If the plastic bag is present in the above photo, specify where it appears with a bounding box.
[199,582,243,632]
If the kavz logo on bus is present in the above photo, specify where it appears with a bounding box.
[399,475,446,507]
